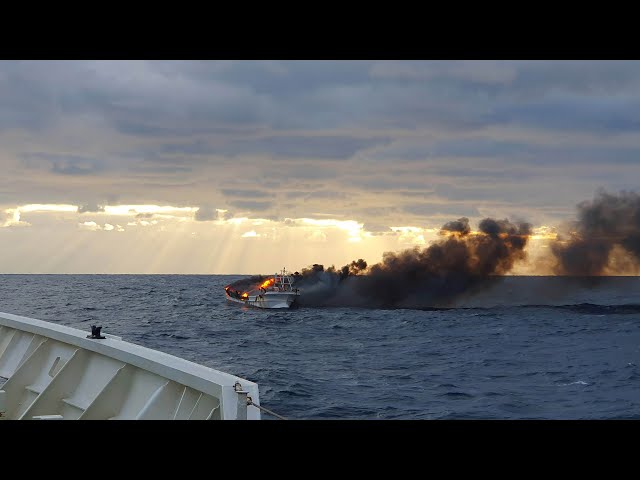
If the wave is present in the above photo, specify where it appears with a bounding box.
[294,302,640,313]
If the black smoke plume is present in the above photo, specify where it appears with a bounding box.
[441,217,471,235]
[225,275,269,294]
[551,190,640,275]
[293,217,532,308]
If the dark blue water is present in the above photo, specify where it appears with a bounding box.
[1,274,639,419]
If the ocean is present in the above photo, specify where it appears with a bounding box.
[1,274,639,419]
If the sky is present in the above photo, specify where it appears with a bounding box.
[1,60,639,274]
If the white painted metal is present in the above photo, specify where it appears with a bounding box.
[0,312,260,420]
[226,292,298,309]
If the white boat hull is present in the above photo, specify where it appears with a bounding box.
[0,311,260,420]
[225,291,297,309]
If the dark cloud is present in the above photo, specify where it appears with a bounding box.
[228,200,273,211]
[129,163,194,174]
[506,61,640,97]
[112,122,186,137]
[160,141,218,155]
[286,192,312,199]
[215,135,389,160]
[363,223,392,235]
[194,206,233,221]
[354,207,400,220]
[403,203,480,218]
[4,60,640,138]
[194,206,215,221]
[0,62,60,132]
[78,203,105,213]
[22,153,104,176]
[283,165,340,180]
[285,191,349,200]
[350,177,436,192]
[220,189,273,199]
[3,61,640,231]
[431,166,539,181]
[430,138,533,159]
[489,97,640,134]
[370,61,517,86]
[209,61,372,95]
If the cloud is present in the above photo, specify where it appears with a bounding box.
[79,221,101,231]
[159,140,218,155]
[229,200,273,212]
[402,203,481,218]
[285,190,349,200]
[362,223,392,235]
[194,206,236,221]
[3,60,640,264]
[22,153,105,176]
[220,189,273,199]
[4,60,640,138]
[194,206,216,221]
[78,203,106,213]
[217,209,233,220]
[0,209,26,227]
[214,135,389,160]
[370,60,518,85]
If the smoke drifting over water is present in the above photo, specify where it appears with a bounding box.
[551,190,640,275]
[293,217,532,308]
[226,190,640,309]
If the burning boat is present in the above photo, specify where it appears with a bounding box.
[225,269,300,309]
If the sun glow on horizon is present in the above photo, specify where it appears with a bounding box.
[19,204,77,213]
[0,202,571,274]
[291,218,366,242]
[1,208,28,227]
[104,205,198,216]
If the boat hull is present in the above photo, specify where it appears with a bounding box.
[225,291,297,309]
[0,311,260,420]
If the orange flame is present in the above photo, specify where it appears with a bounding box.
[260,278,275,289]
[242,292,248,299]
